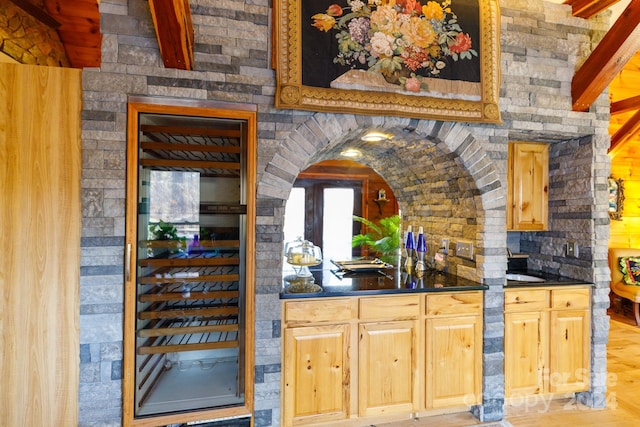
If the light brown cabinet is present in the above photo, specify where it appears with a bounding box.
[425,293,483,409]
[358,296,420,418]
[283,324,351,425]
[281,291,483,426]
[504,286,590,399]
[1,63,81,427]
[507,142,549,231]
[282,298,354,426]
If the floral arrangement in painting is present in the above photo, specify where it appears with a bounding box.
[311,0,477,91]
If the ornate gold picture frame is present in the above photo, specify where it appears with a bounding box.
[608,176,624,221]
[274,0,501,123]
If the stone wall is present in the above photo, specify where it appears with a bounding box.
[78,0,612,426]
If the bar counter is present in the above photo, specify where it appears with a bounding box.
[280,262,487,299]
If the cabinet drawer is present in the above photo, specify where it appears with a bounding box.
[426,291,483,316]
[505,289,549,312]
[284,298,353,323]
[551,288,590,310]
[359,295,420,320]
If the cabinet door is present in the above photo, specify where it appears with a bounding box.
[358,321,417,417]
[1,63,81,427]
[508,142,549,231]
[549,309,590,394]
[283,324,350,426]
[504,311,548,397]
[426,316,482,408]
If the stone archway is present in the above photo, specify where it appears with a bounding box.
[255,112,508,423]
[258,113,505,279]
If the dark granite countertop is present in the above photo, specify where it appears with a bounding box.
[280,265,487,299]
[505,269,593,288]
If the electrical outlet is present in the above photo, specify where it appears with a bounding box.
[441,238,449,254]
[456,241,474,260]
[566,241,579,257]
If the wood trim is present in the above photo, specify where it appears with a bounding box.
[610,94,640,115]
[609,108,640,157]
[571,0,640,111]
[564,0,623,18]
[148,0,194,70]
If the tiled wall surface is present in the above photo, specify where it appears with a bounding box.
[76,0,612,425]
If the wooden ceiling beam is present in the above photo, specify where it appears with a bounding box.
[148,0,194,70]
[611,94,640,114]
[43,0,101,69]
[572,0,640,111]
[564,0,624,19]
[609,108,640,157]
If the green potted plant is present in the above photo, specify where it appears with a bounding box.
[351,214,401,265]
[148,220,186,256]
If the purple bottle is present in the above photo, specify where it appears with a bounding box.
[404,225,415,272]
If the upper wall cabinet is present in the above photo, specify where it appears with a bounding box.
[507,142,549,231]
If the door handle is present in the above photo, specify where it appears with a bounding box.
[126,243,132,281]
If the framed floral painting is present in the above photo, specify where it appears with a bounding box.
[274,0,501,123]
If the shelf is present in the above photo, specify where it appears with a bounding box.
[138,321,238,338]
[140,290,239,303]
[138,318,239,354]
[138,304,238,320]
[139,257,240,268]
[138,274,240,285]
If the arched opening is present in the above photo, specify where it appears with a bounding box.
[265,115,500,282]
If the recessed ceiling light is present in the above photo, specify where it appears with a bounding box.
[340,148,362,158]
[361,131,391,142]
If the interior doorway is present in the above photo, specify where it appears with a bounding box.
[283,159,399,264]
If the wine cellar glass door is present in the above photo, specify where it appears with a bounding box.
[124,99,255,426]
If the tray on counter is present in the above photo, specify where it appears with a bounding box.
[331,258,394,273]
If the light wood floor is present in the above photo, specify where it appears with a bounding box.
[380,314,640,427]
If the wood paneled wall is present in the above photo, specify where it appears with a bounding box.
[610,147,640,248]
[0,63,81,426]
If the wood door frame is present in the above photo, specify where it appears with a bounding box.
[123,96,256,427]
[293,176,366,256]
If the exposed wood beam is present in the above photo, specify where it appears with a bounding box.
[148,0,194,70]
[9,0,60,28]
[611,94,640,114]
[609,108,640,157]
[43,0,102,69]
[572,0,640,111]
[564,0,624,19]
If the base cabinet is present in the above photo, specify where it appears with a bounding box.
[283,324,350,425]
[504,286,591,399]
[282,291,483,426]
[358,321,417,417]
[425,292,483,409]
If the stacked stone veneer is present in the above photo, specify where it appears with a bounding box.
[78,0,611,425]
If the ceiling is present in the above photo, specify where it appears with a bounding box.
[9,0,640,159]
